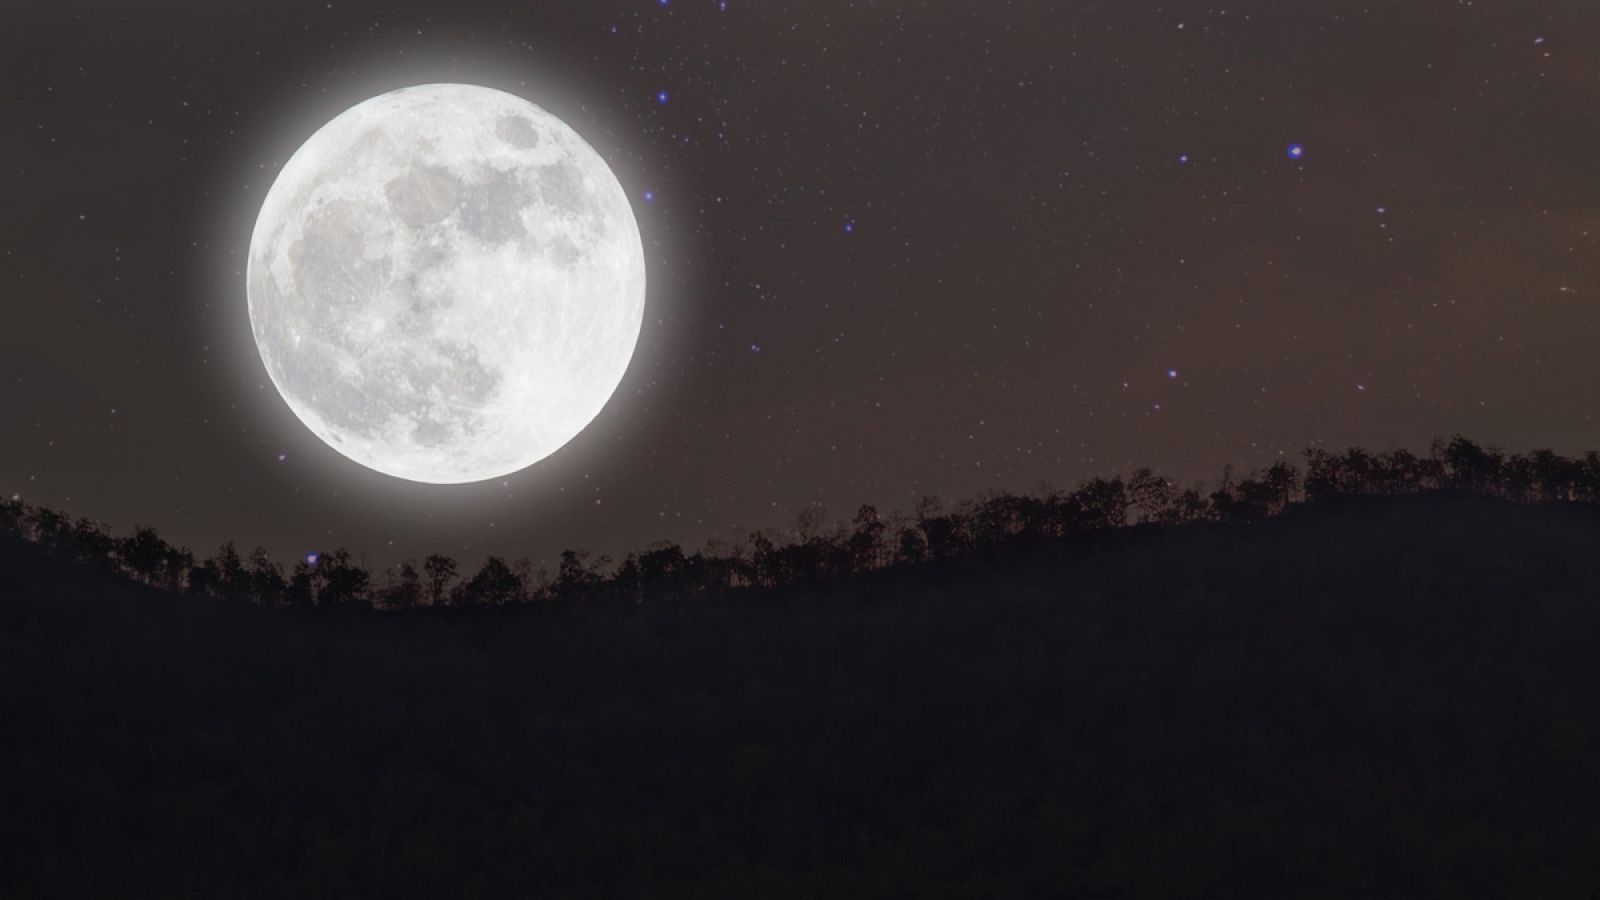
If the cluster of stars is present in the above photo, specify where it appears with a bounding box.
[3,0,1587,574]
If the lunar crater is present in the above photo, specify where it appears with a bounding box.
[496,114,541,148]
[385,166,460,228]
[459,168,532,245]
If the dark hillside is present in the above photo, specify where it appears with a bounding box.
[5,492,1600,898]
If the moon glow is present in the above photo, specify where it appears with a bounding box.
[247,84,646,484]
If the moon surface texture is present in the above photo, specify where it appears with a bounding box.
[247,84,646,484]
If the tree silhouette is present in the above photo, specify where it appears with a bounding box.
[286,557,324,607]
[28,506,71,552]
[194,541,251,603]
[248,547,286,606]
[161,545,193,593]
[848,505,887,571]
[1439,435,1504,493]
[317,549,370,609]
[118,526,172,586]
[384,560,423,610]
[1128,468,1178,524]
[748,531,782,588]
[556,549,605,599]
[916,496,968,560]
[896,523,928,565]
[188,555,219,597]
[1580,452,1600,503]
[1067,477,1129,532]
[1262,461,1300,511]
[637,543,688,600]
[1376,449,1428,494]
[793,504,827,544]
[0,496,22,538]
[63,516,117,571]
[423,554,458,607]
[459,556,523,606]
[968,492,1021,548]
[1524,448,1575,502]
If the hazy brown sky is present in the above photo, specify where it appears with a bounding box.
[4,0,1599,569]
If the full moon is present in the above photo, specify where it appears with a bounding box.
[247,84,646,484]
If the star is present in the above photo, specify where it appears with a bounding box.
[305,552,320,566]
[1287,143,1306,161]
[656,90,670,105]
[644,190,656,202]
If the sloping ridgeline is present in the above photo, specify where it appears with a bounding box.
[3,491,1600,898]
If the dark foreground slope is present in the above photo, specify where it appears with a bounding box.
[4,492,1600,899]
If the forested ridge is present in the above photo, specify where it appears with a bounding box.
[4,435,1599,610]
[5,437,1600,897]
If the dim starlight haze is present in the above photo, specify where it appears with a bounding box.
[2,0,1598,570]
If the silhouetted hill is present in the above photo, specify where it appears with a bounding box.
[5,491,1600,898]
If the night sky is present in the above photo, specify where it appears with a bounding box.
[4,0,1599,570]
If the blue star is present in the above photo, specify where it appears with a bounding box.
[844,221,855,233]
[1167,369,1179,379]
[1287,143,1306,161]
[656,90,670,105]
[305,552,320,566]
[644,190,656,202]
[1178,154,1191,165]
